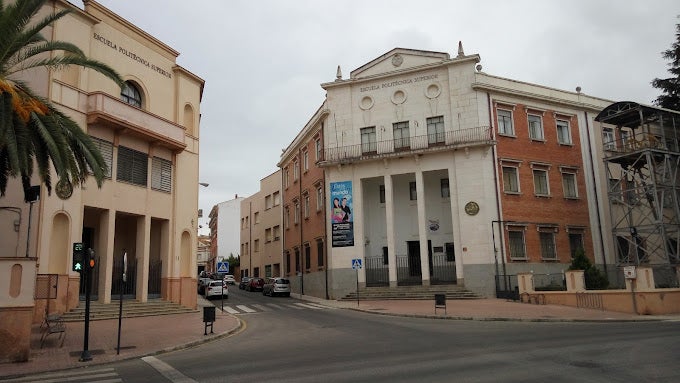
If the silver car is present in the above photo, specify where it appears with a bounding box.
[262,277,291,297]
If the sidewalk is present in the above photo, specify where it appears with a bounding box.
[2,295,677,379]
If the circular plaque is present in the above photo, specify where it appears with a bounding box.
[464,201,479,216]
[56,179,73,200]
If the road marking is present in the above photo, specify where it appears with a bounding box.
[221,306,239,314]
[236,305,256,313]
[304,302,333,309]
[295,303,324,309]
[252,304,269,311]
[266,303,285,310]
[1,368,121,383]
[142,356,197,383]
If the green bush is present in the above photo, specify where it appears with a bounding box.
[569,248,609,290]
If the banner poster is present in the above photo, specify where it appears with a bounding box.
[330,181,354,247]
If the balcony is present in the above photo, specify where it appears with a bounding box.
[319,126,493,165]
[86,92,187,151]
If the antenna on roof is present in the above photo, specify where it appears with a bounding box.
[457,41,465,57]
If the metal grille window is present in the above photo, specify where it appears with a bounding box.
[556,119,572,144]
[441,178,450,198]
[533,169,549,196]
[316,186,323,211]
[393,121,410,149]
[539,231,557,260]
[427,116,445,144]
[317,239,324,267]
[502,166,519,193]
[304,194,310,218]
[528,115,544,140]
[151,157,172,193]
[497,109,514,135]
[508,230,526,259]
[303,150,309,171]
[562,172,577,198]
[295,249,300,272]
[315,138,322,161]
[286,251,291,273]
[305,244,311,270]
[569,232,584,258]
[361,127,377,153]
[294,200,300,224]
[284,206,290,229]
[117,146,148,187]
[603,128,615,150]
[89,137,113,178]
[293,160,299,180]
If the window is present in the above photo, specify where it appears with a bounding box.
[382,247,389,265]
[315,138,322,161]
[254,239,260,252]
[89,137,113,178]
[273,225,280,240]
[284,168,289,188]
[621,130,631,148]
[533,169,549,196]
[445,242,455,262]
[539,231,557,260]
[285,251,291,274]
[427,116,445,144]
[317,239,324,267]
[379,185,385,204]
[556,119,572,145]
[603,128,615,150]
[393,121,410,150]
[304,194,310,218]
[303,150,309,172]
[117,146,148,187]
[295,248,300,272]
[497,109,514,135]
[284,206,290,229]
[361,127,377,153]
[273,191,280,206]
[528,115,544,140]
[562,172,577,198]
[294,200,300,224]
[265,228,272,243]
[316,186,323,211]
[305,244,311,270]
[569,232,584,258]
[265,195,272,210]
[254,211,260,224]
[508,229,526,259]
[151,157,172,192]
[121,81,141,107]
[293,160,299,180]
[409,181,417,201]
[441,178,450,198]
[502,166,519,193]
[265,265,272,278]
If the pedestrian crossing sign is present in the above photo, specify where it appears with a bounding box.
[352,258,362,269]
[217,262,229,273]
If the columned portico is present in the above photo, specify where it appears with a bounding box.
[415,170,431,285]
[136,215,151,302]
[447,165,465,284]
[384,174,398,287]
[99,209,115,303]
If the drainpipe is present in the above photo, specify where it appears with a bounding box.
[584,111,608,274]
[488,93,506,286]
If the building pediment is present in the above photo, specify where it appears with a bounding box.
[350,48,450,79]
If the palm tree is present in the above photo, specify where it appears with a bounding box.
[0,0,124,200]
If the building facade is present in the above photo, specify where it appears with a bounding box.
[0,0,203,362]
[240,171,282,279]
[279,105,329,298]
[208,195,245,272]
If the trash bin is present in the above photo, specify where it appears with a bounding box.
[203,306,215,323]
[434,293,446,315]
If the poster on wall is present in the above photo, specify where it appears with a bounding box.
[331,181,354,247]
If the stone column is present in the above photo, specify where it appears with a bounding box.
[384,174,397,287]
[135,215,151,302]
[415,171,430,285]
[99,209,115,304]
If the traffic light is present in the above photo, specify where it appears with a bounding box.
[72,242,84,272]
[88,248,96,268]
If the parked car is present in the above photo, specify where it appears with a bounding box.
[262,277,291,297]
[223,275,236,285]
[198,271,214,294]
[245,277,264,292]
[239,277,251,290]
[204,280,228,299]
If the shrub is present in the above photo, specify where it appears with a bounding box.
[569,248,609,289]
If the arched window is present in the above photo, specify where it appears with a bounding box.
[121,81,142,108]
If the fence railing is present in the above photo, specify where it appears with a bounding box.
[322,126,492,164]
[365,256,389,287]
[532,273,567,291]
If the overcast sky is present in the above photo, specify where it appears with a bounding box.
[93,1,678,234]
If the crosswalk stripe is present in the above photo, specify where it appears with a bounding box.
[304,302,332,309]
[236,305,256,313]
[1,368,121,383]
[266,303,285,310]
[221,306,239,314]
[295,303,323,309]
[142,356,197,383]
[251,304,269,311]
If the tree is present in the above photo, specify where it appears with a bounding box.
[0,0,124,199]
[569,247,609,290]
[652,18,680,111]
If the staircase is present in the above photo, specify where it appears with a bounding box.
[339,285,481,301]
[60,299,198,322]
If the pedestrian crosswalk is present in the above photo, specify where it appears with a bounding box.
[218,302,334,315]
[1,367,122,383]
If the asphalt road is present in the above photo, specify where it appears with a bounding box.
[17,288,680,383]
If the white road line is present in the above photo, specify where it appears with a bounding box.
[304,302,332,309]
[221,306,239,314]
[252,304,269,311]
[266,303,285,310]
[287,304,304,309]
[1,368,121,383]
[142,356,197,383]
[295,303,324,309]
[236,305,256,313]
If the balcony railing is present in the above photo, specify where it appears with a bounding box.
[320,126,493,165]
[603,135,677,158]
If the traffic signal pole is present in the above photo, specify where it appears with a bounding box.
[79,248,95,362]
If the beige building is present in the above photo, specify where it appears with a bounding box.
[0,0,203,362]
[240,171,283,279]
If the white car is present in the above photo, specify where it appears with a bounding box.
[204,280,228,299]
[223,274,236,285]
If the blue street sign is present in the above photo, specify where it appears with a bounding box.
[217,262,229,273]
[352,258,362,270]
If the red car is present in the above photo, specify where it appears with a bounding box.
[245,277,264,292]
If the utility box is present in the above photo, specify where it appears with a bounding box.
[203,306,215,335]
[623,266,637,279]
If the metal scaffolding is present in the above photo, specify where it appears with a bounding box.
[596,102,680,266]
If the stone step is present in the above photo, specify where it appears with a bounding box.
[60,299,197,322]
[339,286,482,301]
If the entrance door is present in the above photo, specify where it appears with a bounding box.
[397,241,422,285]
